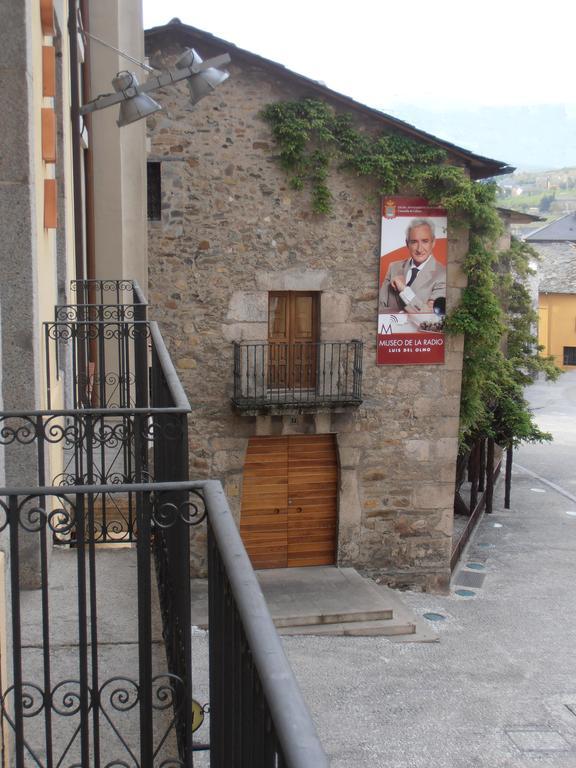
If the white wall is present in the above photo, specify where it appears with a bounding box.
[89,0,148,290]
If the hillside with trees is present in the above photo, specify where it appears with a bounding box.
[497,167,576,222]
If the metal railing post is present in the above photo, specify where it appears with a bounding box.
[504,444,513,509]
[478,438,486,493]
[151,335,192,762]
[485,438,495,514]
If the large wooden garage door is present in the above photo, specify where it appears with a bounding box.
[240,434,338,569]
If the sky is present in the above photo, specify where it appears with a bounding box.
[142,0,576,169]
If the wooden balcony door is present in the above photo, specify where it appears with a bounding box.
[240,434,338,569]
[268,292,319,390]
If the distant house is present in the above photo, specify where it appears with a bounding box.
[526,213,576,368]
[497,208,544,243]
[144,19,511,591]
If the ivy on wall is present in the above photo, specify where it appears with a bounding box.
[262,98,560,448]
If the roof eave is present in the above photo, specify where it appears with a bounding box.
[496,207,545,223]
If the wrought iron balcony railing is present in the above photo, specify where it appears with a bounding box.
[70,278,146,307]
[0,480,201,765]
[0,479,328,767]
[0,279,328,767]
[233,339,363,412]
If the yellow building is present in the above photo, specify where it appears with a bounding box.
[538,291,576,368]
[526,213,576,369]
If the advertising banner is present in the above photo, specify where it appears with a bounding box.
[377,197,447,365]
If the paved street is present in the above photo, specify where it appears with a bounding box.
[275,371,576,767]
[514,369,576,491]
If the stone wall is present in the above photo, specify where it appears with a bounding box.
[146,41,468,591]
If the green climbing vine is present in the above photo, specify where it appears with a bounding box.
[262,98,561,448]
[448,236,560,446]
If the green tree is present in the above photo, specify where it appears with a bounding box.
[539,193,555,213]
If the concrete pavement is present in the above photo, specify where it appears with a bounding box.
[282,468,576,767]
[513,369,576,492]
[271,371,576,766]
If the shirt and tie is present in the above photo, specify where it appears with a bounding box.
[399,255,431,306]
[407,266,419,286]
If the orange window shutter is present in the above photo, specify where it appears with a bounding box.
[40,0,55,35]
[41,108,56,163]
[44,179,57,229]
[42,46,56,98]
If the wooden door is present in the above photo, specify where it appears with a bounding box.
[268,293,290,390]
[287,434,338,567]
[240,434,338,569]
[240,437,288,569]
[268,292,318,390]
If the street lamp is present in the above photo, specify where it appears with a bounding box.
[175,48,229,104]
[80,48,231,126]
[110,71,162,126]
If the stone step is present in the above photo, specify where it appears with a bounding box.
[273,606,393,628]
[278,616,416,637]
[268,568,397,626]
[190,566,438,641]
[253,566,397,626]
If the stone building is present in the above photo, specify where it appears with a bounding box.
[144,19,510,591]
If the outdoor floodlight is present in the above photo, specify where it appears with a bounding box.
[80,49,231,126]
[175,48,230,104]
[113,72,162,127]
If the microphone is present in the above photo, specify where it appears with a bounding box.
[433,297,446,316]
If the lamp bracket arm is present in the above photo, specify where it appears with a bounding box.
[80,90,126,115]
[81,28,155,73]
[79,53,231,117]
[139,54,231,94]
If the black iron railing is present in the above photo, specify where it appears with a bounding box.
[0,279,328,767]
[233,340,363,411]
[44,319,150,409]
[70,278,146,307]
[205,480,328,768]
[26,319,188,542]
[55,302,143,322]
[452,437,503,571]
[0,481,201,767]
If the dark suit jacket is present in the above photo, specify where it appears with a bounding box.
[379,255,446,313]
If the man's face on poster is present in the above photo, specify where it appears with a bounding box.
[406,224,435,266]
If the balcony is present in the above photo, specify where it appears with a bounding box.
[232,340,363,414]
[0,280,328,767]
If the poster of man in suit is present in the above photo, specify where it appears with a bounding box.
[377,197,447,365]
